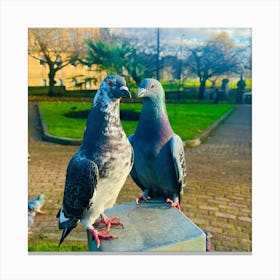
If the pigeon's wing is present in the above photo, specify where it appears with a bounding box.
[28,199,39,211]
[170,134,187,200]
[128,134,146,191]
[58,152,99,229]
[28,200,35,211]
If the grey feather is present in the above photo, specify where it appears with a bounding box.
[128,134,146,191]
[170,134,187,201]
[61,153,98,221]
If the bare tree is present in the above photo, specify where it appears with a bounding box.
[28,28,87,96]
[184,32,249,100]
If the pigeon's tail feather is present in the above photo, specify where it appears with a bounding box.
[59,227,74,246]
[57,207,80,246]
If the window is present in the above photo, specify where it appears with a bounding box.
[86,79,91,89]
[72,78,77,87]
[69,30,75,44]
[84,31,90,40]
[53,30,61,44]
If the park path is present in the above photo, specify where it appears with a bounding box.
[28,102,252,252]
[185,105,252,251]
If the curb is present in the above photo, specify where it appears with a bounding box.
[184,108,234,147]
[37,105,82,146]
[37,104,234,147]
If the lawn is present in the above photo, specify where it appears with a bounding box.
[28,241,87,252]
[38,101,233,141]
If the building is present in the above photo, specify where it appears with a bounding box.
[28,28,107,91]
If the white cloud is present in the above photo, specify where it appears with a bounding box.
[109,27,251,45]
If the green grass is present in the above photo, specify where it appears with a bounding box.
[39,101,91,139]
[28,241,87,252]
[39,101,233,141]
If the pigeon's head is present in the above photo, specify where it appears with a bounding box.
[95,75,131,105]
[137,79,165,102]
[37,194,45,202]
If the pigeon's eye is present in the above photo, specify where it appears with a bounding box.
[150,84,155,89]
[107,80,113,87]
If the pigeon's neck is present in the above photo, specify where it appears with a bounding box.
[81,100,122,151]
[143,97,167,116]
[136,98,173,140]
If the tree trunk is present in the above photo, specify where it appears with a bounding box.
[198,79,206,100]
[48,70,56,96]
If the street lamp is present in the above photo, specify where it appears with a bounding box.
[178,34,187,91]
[156,28,160,80]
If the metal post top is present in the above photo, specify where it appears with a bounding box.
[88,200,206,252]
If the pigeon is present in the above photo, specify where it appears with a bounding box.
[128,78,187,211]
[57,75,133,248]
[28,193,46,214]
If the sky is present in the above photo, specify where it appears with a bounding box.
[109,27,251,46]
[109,28,251,58]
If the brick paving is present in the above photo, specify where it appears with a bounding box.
[28,102,252,252]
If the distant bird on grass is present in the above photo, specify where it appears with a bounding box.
[128,78,187,211]
[57,75,133,248]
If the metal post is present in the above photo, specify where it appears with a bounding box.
[156,28,160,80]
[179,34,186,91]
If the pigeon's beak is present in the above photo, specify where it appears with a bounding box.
[137,88,147,98]
[119,86,131,98]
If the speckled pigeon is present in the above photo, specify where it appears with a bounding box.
[57,75,133,247]
[128,78,186,210]
[28,193,46,214]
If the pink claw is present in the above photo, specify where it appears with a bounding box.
[90,228,117,248]
[166,198,181,211]
[94,214,123,229]
[136,196,149,204]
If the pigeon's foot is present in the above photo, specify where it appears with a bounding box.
[135,195,149,204]
[166,198,181,211]
[37,210,46,214]
[205,232,212,252]
[90,228,117,248]
[136,189,150,204]
[94,214,124,230]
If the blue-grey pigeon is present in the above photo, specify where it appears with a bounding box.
[28,193,46,214]
[57,75,133,247]
[128,78,186,210]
